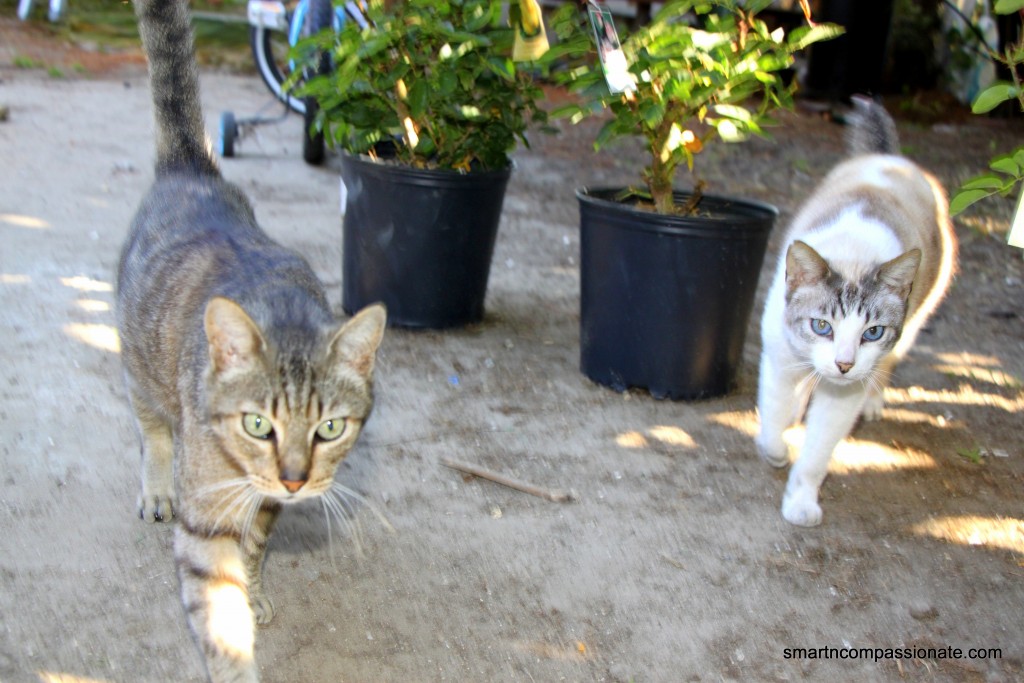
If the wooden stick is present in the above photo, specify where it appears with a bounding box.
[440,457,578,503]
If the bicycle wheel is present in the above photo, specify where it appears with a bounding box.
[250,14,306,114]
[301,0,333,165]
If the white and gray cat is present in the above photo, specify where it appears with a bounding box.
[118,1,386,681]
[756,96,957,527]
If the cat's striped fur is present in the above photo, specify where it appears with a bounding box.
[756,97,957,527]
[118,2,386,680]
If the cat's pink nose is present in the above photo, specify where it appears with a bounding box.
[281,478,306,493]
[836,361,854,374]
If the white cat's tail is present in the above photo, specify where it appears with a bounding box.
[846,95,900,157]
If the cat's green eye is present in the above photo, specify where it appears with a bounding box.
[862,326,885,342]
[810,318,833,337]
[242,413,274,440]
[316,418,348,442]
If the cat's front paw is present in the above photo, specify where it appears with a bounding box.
[781,489,823,527]
[756,435,789,468]
[252,592,275,625]
[861,391,884,422]
[138,493,174,523]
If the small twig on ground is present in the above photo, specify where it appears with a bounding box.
[440,457,578,503]
[661,554,687,570]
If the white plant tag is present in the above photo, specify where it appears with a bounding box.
[1008,184,1024,249]
[588,5,635,94]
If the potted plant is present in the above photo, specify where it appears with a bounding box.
[299,0,563,328]
[948,0,1023,251]
[552,0,841,399]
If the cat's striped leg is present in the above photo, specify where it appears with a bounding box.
[128,388,175,522]
[243,505,281,626]
[175,520,259,683]
[782,383,866,526]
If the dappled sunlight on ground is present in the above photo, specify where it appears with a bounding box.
[615,425,698,450]
[60,276,113,293]
[782,426,939,473]
[75,299,111,313]
[37,673,111,683]
[60,274,119,352]
[884,384,1024,413]
[879,407,961,429]
[911,515,1024,554]
[930,351,1022,390]
[1,213,50,230]
[62,322,121,353]
[707,409,759,438]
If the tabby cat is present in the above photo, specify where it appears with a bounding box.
[117,1,386,680]
[756,96,957,527]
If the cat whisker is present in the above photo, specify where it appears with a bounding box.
[794,369,820,398]
[781,359,816,373]
[320,498,337,566]
[864,370,889,397]
[239,492,262,548]
[209,481,259,532]
[322,489,364,559]
[330,481,395,534]
[194,476,251,498]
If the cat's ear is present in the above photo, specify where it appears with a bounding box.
[204,297,267,374]
[876,249,921,299]
[327,303,387,378]
[786,241,830,292]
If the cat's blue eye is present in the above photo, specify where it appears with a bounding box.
[810,319,832,337]
[862,326,885,341]
[242,413,274,440]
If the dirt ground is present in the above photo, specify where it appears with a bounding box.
[2,15,1024,683]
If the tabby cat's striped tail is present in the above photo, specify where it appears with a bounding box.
[846,95,900,157]
[134,0,219,177]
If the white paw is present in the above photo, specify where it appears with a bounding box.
[138,493,174,523]
[756,435,789,468]
[252,592,275,625]
[781,490,823,527]
[862,392,884,422]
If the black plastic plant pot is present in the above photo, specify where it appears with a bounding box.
[340,154,511,329]
[577,188,777,400]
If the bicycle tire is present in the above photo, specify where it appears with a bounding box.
[250,22,306,115]
[301,0,333,165]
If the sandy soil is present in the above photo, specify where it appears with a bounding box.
[1,16,1023,683]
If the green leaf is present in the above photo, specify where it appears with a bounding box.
[406,79,429,118]
[961,173,1007,191]
[486,57,515,82]
[640,101,666,128]
[994,0,1024,13]
[464,6,492,32]
[949,187,994,215]
[956,446,983,464]
[593,118,620,151]
[990,154,1021,176]
[438,70,458,97]
[788,23,845,51]
[971,82,1019,113]
[713,104,753,121]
